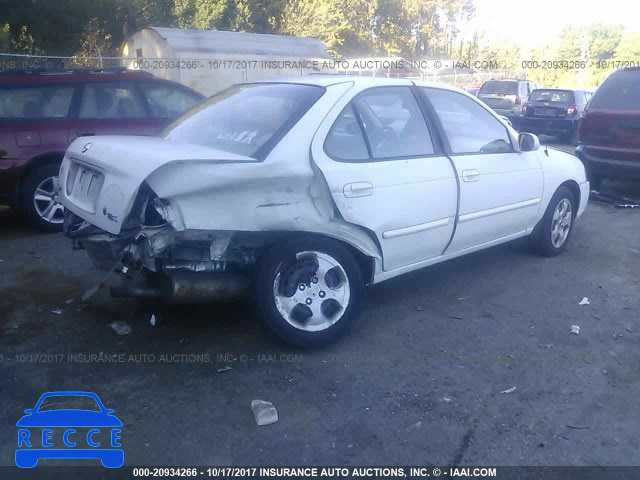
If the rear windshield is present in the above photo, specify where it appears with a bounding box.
[479,81,517,95]
[163,83,324,158]
[529,89,574,103]
[589,70,640,110]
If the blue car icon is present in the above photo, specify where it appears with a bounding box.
[16,391,123,468]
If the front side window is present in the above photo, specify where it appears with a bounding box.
[79,82,146,119]
[0,85,74,119]
[139,83,202,119]
[163,83,324,158]
[423,88,513,155]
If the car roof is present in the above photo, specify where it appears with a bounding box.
[0,68,163,85]
[246,74,468,93]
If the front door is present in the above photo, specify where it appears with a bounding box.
[420,87,543,253]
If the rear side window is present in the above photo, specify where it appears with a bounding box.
[529,90,575,103]
[79,82,147,119]
[479,81,517,95]
[324,104,369,161]
[139,83,202,119]
[589,71,640,110]
[355,87,435,159]
[0,86,74,119]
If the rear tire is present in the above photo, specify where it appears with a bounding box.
[22,163,65,232]
[255,236,364,348]
[531,186,576,257]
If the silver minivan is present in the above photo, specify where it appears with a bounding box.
[477,79,540,122]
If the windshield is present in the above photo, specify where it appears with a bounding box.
[163,83,325,158]
[479,81,518,95]
[37,395,101,412]
[529,89,574,103]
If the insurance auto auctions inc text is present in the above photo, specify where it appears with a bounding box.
[254,467,497,477]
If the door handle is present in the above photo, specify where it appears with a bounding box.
[462,169,480,182]
[343,182,373,198]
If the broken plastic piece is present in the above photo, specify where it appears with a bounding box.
[216,366,232,373]
[443,397,452,402]
[150,314,156,326]
[110,321,132,335]
[578,297,590,305]
[570,325,580,335]
[251,400,278,426]
[500,387,517,394]
[51,308,62,315]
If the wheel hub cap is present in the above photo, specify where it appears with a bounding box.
[273,251,351,332]
[33,176,64,224]
[551,198,572,248]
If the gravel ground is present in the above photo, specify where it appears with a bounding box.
[1,153,639,477]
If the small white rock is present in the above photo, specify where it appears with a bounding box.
[251,400,278,426]
[570,325,580,335]
[150,314,156,326]
[578,297,590,306]
[500,387,517,394]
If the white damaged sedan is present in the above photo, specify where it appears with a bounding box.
[59,76,589,347]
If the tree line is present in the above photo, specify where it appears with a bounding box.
[0,0,475,59]
[1,0,639,86]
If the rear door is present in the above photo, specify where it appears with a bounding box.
[67,82,162,142]
[580,70,640,161]
[0,84,75,196]
[420,87,543,253]
[311,85,458,272]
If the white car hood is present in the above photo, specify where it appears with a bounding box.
[59,135,255,234]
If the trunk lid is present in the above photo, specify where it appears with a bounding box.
[59,135,255,234]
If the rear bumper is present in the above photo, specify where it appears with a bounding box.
[520,117,577,135]
[575,145,640,180]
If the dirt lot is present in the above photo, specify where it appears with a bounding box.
[1,150,639,474]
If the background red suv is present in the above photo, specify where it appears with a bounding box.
[0,68,204,231]
[576,67,640,190]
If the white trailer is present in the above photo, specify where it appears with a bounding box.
[121,27,335,96]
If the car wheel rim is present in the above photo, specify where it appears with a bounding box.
[273,251,351,332]
[551,198,572,248]
[33,175,64,224]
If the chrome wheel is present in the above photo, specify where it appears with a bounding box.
[551,198,572,248]
[273,251,351,332]
[33,175,64,225]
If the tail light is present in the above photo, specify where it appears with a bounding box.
[567,104,578,115]
[515,96,521,105]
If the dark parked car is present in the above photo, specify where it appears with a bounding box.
[477,79,540,126]
[576,68,640,190]
[0,68,204,230]
[520,88,592,145]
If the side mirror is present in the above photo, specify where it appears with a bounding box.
[518,132,540,152]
